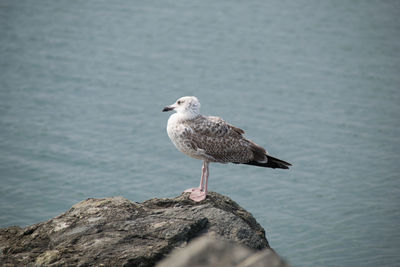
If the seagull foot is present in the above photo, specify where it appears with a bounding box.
[189,190,207,202]
[184,187,202,193]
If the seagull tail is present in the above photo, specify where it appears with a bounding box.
[243,155,292,169]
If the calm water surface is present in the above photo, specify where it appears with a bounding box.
[1,1,399,266]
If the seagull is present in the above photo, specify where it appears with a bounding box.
[162,96,291,202]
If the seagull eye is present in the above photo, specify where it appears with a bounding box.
[177,100,182,105]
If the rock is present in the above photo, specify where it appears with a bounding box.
[157,235,288,267]
[0,192,278,267]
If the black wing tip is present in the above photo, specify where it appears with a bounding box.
[242,161,291,169]
[267,155,292,167]
[242,155,292,169]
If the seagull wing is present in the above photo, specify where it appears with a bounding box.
[182,116,266,163]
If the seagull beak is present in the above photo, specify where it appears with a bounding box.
[162,106,174,112]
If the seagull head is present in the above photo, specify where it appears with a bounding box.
[162,96,201,117]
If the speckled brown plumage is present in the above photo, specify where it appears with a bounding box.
[178,115,267,164]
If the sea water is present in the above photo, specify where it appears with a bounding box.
[1,1,399,266]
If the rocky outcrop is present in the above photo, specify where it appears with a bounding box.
[0,192,285,266]
[157,235,287,267]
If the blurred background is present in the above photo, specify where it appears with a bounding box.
[1,1,399,266]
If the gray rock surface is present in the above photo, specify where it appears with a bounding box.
[157,235,288,267]
[0,192,276,267]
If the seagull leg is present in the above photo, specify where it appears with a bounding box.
[184,161,206,193]
[189,161,209,202]
[204,162,209,195]
[199,162,206,190]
